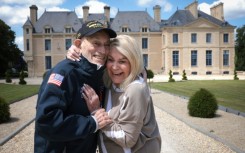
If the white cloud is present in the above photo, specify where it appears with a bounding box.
[0,0,28,5]
[0,0,66,26]
[75,0,117,18]
[46,7,70,12]
[138,0,153,6]
[38,0,65,6]
[0,5,29,25]
[137,0,172,12]
[198,3,210,14]
[16,36,23,51]
[198,0,245,20]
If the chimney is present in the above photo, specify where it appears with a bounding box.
[153,5,161,22]
[83,6,89,22]
[29,5,38,25]
[210,2,224,21]
[185,1,198,19]
[104,6,110,23]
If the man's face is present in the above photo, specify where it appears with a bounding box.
[80,31,110,66]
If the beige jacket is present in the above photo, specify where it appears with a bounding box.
[99,78,161,153]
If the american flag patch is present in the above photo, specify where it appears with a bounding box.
[48,73,64,86]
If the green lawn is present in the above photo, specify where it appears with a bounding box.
[1,80,244,113]
[150,80,245,113]
[0,83,40,104]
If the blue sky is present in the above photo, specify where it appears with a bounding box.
[0,0,244,51]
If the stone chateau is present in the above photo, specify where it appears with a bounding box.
[23,1,235,77]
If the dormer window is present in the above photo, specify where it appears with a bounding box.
[142,27,148,32]
[122,27,128,32]
[65,27,72,33]
[45,28,51,33]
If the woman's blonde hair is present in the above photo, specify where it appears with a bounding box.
[103,35,144,89]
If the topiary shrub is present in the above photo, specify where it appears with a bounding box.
[234,70,239,80]
[19,70,27,85]
[0,97,11,123]
[182,69,188,80]
[5,69,12,83]
[188,88,218,118]
[168,70,175,82]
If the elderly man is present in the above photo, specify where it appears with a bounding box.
[34,20,117,153]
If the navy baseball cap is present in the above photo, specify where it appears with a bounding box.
[76,20,117,39]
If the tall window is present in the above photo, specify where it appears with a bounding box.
[223,50,229,66]
[26,39,29,51]
[206,33,211,43]
[122,27,128,32]
[142,27,147,32]
[143,54,148,67]
[206,50,212,66]
[45,56,52,69]
[191,33,197,43]
[223,33,229,43]
[173,34,178,43]
[172,51,179,66]
[45,28,51,33]
[191,50,197,66]
[142,38,148,49]
[65,27,72,33]
[65,39,72,50]
[45,39,51,51]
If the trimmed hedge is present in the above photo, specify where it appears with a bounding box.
[0,97,11,123]
[188,88,218,118]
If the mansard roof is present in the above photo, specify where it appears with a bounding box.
[161,9,234,28]
[24,5,235,34]
[34,11,82,33]
[111,11,160,32]
[197,11,234,27]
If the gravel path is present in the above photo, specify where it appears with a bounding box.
[0,89,244,153]
[0,95,36,142]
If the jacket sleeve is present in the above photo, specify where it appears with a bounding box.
[35,70,96,141]
[102,83,149,148]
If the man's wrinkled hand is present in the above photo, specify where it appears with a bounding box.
[94,109,112,129]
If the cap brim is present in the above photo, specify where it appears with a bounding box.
[84,28,117,38]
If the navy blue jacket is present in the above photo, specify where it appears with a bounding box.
[34,57,105,153]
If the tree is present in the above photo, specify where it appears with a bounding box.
[146,69,154,92]
[0,19,23,77]
[235,25,245,71]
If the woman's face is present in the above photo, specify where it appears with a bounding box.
[106,47,131,87]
